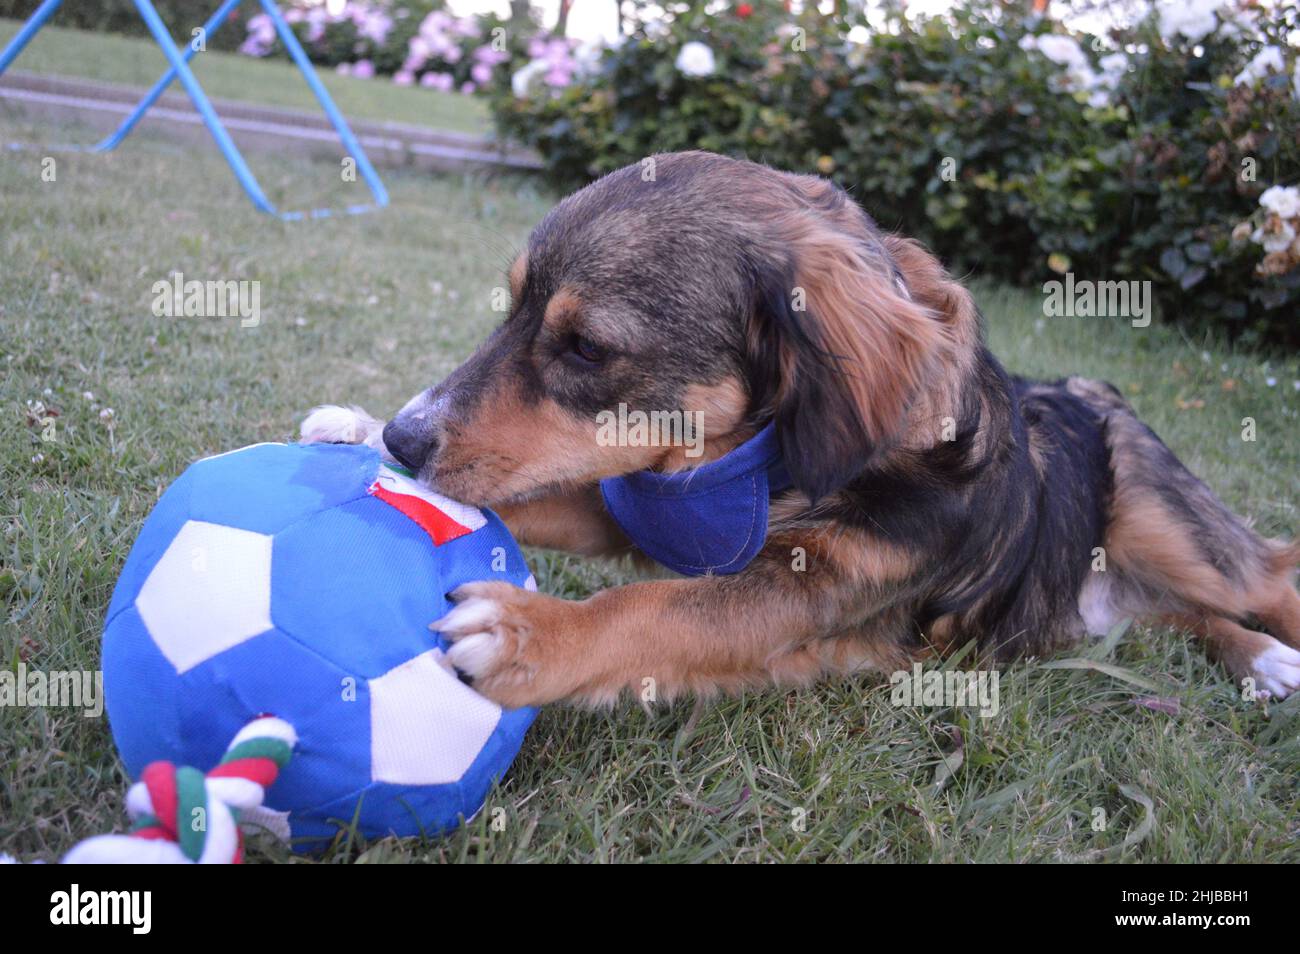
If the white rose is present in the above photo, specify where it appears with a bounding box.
[1219,5,1261,42]
[1233,45,1285,87]
[573,40,605,77]
[1068,64,1100,94]
[1035,35,1087,70]
[1099,52,1129,74]
[511,59,546,98]
[1158,0,1221,44]
[1259,185,1300,220]
[1253,220,1296,254]
[675,41,716,78]
[1090,53,1128,92]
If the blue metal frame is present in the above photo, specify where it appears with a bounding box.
[0,0,388,219]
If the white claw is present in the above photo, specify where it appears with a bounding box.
[432,596,501,636]
[434,595,509,680]
[446,632,506,679]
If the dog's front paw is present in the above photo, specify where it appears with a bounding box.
[300,405,392,457]
[435,581,578,708]
[300,405,369,444]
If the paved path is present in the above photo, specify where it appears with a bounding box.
[0,69,541,173]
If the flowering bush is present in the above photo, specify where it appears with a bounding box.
[493,0,1300,347]
[492,4,843,189]
[1105,1,1300,340]
[238,1,518,96]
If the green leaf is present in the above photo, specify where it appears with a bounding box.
[1159,247,1187,278]
[1089,617,1133,661]
[1039,657,1164,692]
[1180,265,1207,290]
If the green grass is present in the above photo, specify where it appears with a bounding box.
[0,18,490,135]
[2,117,1299,863]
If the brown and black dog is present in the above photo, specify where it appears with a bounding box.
[302,150,1300,709]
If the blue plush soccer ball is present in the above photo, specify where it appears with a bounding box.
[101,441,536,848]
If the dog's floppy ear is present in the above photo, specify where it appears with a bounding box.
[746,203,955,501]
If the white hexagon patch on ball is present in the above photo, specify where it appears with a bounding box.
[135,520,273,673]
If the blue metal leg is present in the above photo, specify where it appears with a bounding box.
[0,0,64,75]
[131,0,275,213]
[1,0,389,219]
[93,0,243,152]
[258,0,388,216]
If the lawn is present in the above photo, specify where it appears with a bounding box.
[0,17,491,135]
[2,115,1299,864]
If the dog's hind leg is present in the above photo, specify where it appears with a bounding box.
[1166,613,1300,699]
[1254,568,1300,650]
[1067,377,1300,694]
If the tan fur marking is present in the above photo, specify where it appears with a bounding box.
[542,286,584,332]
[436,375,704,504]
[881,235,981,451]
[496,486,632,557]
[433,378,606,503]
[508,253,527,305]
[784,213,957,449]
[1256,577,1300,649]
[655,378,752,471]
[769,522,915,591]
[1106,490,1247,614]
[1168,613,1277,683]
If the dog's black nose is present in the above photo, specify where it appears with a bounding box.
[383,417,436,473]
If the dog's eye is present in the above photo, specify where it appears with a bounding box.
[570,334,605,365]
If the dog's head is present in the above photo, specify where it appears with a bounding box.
[385,151,974,507]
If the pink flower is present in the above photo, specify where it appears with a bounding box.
[421,71,454,91]
[470,62,493,84]
[335,62,353,76]
[357,11,392,45]
[351,59,374,79]
[393,69,415,86]
[460,81,477,94]
[473,45,509,66]
[419,11,452,38]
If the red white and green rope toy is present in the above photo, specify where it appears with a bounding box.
[64,716,296,864]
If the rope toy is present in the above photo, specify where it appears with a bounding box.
[64,716,296,864]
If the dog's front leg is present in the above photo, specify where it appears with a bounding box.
[495,486,635,558]
[437,561,868,708]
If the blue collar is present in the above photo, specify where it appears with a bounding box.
[599,423,793,576]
